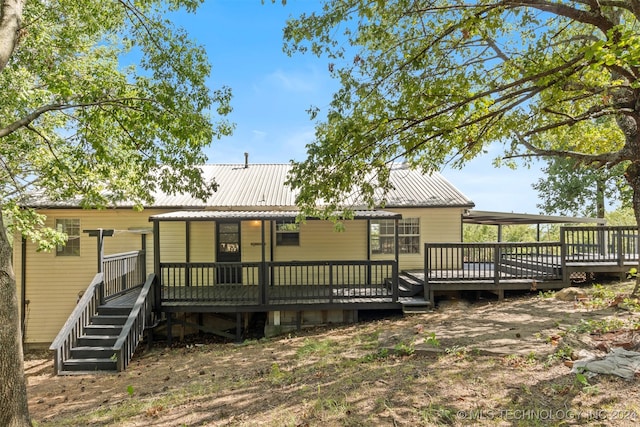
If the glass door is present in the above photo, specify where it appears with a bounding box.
[216,222,241,283]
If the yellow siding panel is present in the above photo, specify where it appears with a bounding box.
[274,220,368,261]
[159,221,186,263]
[242,220,271,262]
[189,222,215,262]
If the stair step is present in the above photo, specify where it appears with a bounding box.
[62,358,117,372]
[401,298,432,314]
[70,346,117,359]
[90,315,129,325]
[97,306,133,316]
[398,274,424,297]
[401,271,425,282]
[85,324,123,335]
[399,275,423,287]
[76,335,118,347]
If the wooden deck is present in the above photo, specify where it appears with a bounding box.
[114,226,640,313]
[422,226,640,305]
[159,284,399,313]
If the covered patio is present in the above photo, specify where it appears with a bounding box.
[149,210,403,314]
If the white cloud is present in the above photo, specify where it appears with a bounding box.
[265,67,320,93]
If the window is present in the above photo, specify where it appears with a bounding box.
[370,218,420,254]
[56,218,80,256]
[275,220,300,246]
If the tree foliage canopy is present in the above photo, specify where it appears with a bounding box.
[283,0,639,219]
[1,0,233,231]
[533,156,631,218]
[0,1,231,425]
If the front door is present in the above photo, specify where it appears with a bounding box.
[216,221,242,283]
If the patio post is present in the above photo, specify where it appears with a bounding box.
[260,219,267,305]
[153,220,161,311]
[394,218,399,302]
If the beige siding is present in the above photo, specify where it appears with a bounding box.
[189,222,215,262]
[274,220,368,261]
[159,221,186,263]
[241,220,271,263]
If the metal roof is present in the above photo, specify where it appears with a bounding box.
[25,163,474,209]
[463,210,606,226]
[149,209,403,221]
[383,164,474,207]
[151,163,473,208]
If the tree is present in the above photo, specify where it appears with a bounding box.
[283,1,640,294]
[606,205,637,225]
[0,1,232,425]
[533,156,630,218]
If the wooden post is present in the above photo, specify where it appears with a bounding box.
[260,219,266,305]
[394,218,400,302]
[424,243,433,305]
[140,234,147,279]
[153,220,161,311]
[236,312,243,343]
[560,226,568,285]
[185,221,191,287]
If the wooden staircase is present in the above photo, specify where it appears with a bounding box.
[398,272,425,297]
[398,272,432,314]
[61,305,131,373]
[51,271,156,375]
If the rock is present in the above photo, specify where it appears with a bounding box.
[555,287,588,301]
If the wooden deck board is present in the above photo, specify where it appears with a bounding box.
[104,287,142,308]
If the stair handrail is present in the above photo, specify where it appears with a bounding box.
[49,273,104,374]
[112,273,156,372]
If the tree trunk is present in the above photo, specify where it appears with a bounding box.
[0,0,25,72]
[0,211,31,427]
[625,163,640,297]
[596,177,605,219]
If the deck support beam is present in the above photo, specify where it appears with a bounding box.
[167,313,173,346]
[236,312,243,343]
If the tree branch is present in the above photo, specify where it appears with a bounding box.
[0,97,160,138]
[512,130,627,167]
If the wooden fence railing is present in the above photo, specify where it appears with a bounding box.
[50,250,148,374]
[424,242,563,283]
[50,273,105,374]
[113,274,156,372]
[102,251,146,302]
[562,226,639,264]
[158,260,398,305]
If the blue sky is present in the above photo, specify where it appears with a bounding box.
[173,1,548,214]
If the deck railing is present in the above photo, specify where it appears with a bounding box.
[50,273,105,374]
[267,260,397,303]
[103,250,146,302]
[159,262,262,304]
[158,260,398,305]
[425,242,563,283]
[562,226,639,264]
[113,274,156,372]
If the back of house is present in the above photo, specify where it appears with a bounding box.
[15,163,474,349]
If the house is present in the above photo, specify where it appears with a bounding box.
[15,163,475,354]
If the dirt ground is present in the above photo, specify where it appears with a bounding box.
[26,281,640,426]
